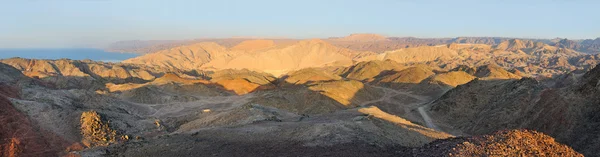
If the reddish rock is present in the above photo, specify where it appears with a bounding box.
[0,92,71,157]
[414,129,583,157]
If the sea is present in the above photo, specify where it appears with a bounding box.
[0,48,139,62]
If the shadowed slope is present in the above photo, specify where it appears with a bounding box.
[427,64,600,156]
[430,78,544,135]
[0,65,72,157]
[0,94,71,157]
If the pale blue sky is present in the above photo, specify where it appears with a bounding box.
[1,0,598,48]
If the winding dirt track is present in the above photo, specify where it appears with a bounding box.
[418,102,442,131]
[361,85,443,131]
[140,84,444,132]
[146,93,256,118]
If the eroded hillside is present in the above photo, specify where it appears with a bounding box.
[1,37,598,156]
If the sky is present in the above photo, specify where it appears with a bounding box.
[1,0,599,48]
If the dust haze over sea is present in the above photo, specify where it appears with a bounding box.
[0,48,138,62]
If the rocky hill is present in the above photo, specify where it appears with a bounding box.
[430,78,545,135]
[413,129,583,157]
[427,63,600,156]
[333,60,404,81]
[494,39,544,51]
[0,91,72,157]
[473,64,522,80]
[282,68,343,85]
[0,63,26,83]
[554,38,583,50]
[426,71,476,87]
[374,65,436,88]
[0,58,165,87]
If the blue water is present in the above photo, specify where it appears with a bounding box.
[0,48,139,62]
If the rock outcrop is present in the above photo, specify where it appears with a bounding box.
[413,129,583,157]
[80,111,118,147]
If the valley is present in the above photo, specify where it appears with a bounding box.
[0,35,598,157]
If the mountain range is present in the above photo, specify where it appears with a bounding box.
[1,34,600,156]
[107,34,600,54]
[120,35,599,78]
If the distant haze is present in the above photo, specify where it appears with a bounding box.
[1,0,599,48]
[0,49,139,61]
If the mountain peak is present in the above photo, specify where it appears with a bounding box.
[339,33,387,41]
[495,39,538,51]
[553,38,581,50]
[231,39,276,51]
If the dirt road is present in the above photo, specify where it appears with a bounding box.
[360,85,443,131]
